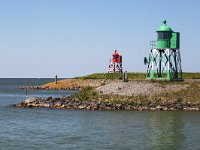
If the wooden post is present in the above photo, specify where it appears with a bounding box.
[55,75,58,84]
[123,71,128,82]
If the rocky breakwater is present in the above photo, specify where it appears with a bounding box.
[14,97,200,111]
[15,97,124,110]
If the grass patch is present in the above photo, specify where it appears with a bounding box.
[165,83,200,103]
[75,73,123,80]
[182,72,200,79]
[75,72,146,80]
[71,86,99,101]
[75,72,200,80]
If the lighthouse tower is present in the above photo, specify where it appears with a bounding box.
[144,20,183,80]
[108,50,123,73]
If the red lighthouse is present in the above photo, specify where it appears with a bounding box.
[108,50,123,73]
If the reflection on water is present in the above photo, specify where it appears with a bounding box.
[1,79,200,149]
[146,112,185,150]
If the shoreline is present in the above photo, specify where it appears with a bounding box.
[15,96,200,111]
[15,73,200,111]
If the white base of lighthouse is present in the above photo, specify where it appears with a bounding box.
[145,48,182,80]
[108,62,123,73]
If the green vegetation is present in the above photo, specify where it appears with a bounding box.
[75,72,146,80]
[71,82,200,106]
[75,72,200,80]
[75,73,123,80]
[71,86,99,101]
[182,72,200,79]
[166,83,200,103]
[71,86,152,105]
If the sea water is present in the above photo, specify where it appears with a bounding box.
[0,78,200,150]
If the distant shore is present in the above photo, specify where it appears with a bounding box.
[16,73,200,111]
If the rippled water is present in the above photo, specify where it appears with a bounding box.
[0,79,200,150]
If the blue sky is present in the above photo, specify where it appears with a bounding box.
[0,0,200,78]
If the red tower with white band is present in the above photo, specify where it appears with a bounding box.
[108,50,123,73]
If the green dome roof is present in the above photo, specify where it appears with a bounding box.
[157,20,173,32]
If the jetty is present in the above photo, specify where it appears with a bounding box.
[15,73,200,111]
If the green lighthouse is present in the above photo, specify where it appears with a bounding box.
[144,20,182,80]
[156,20,180,49]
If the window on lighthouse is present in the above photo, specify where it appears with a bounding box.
[157,32,170,40]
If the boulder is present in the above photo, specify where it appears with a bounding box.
[78,105,86,109]
[45,96,53,101]
[155,105,163,110]
[115,104,122,109]
[54,101,63,107]
[43,103,53,107]
[23,97,38,104]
